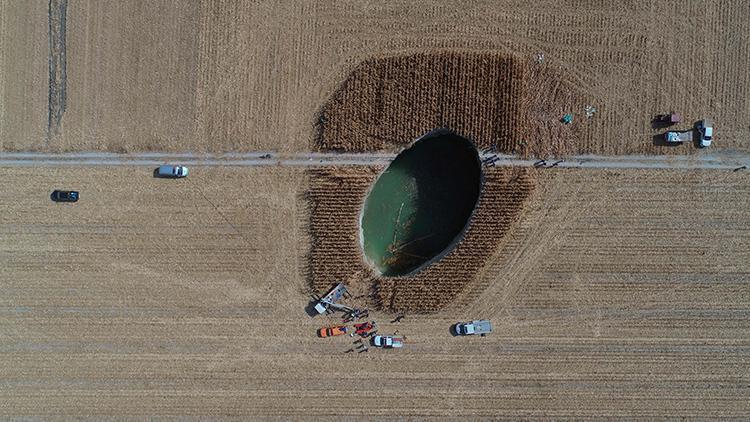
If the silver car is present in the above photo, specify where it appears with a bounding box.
[157,165,189,178]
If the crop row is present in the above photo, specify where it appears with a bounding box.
[317,52,527,154]
[307,166,536,313]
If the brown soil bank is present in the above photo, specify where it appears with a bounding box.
[308,166,535,313]
[317,51,591,157]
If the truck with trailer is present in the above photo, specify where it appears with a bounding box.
[453,320,493,336]
[664,131,693,144]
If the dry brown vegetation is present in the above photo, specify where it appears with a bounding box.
[317,52,527,153]
[2,1,749,154]
[318,51,592,158]
[308,166,535,313]
[1,167,749,418]
[307,166,382,292]
[2,0,750,418]
[521,61,593,157]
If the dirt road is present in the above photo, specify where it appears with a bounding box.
[1,151,749,170]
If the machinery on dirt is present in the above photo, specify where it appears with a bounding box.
[353,321,376,337]
[313,283,359,315]
[453,320,493,336]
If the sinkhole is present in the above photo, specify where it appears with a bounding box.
[360,131,482,276]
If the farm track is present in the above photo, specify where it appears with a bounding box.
[46,0,67,138]
[0,151,749,170]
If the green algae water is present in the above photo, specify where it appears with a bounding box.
[360,132,481,276]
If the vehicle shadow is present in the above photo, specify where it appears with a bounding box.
[449,324,459,337]
[691,123,702,149]
[304,299,320,317]
[652,134,680,147]
[650,118,674,130]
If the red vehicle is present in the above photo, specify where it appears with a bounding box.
[318,325,348,338]
[655,112,682,125]
[354,321,376,336]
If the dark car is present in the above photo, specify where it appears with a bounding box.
[51,190,79,202]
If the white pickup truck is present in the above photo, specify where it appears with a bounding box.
[697,119,713,148]
[454,320,493,336]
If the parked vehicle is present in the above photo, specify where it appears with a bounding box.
[157,165,189,178]
[51,190,79,202]
[372,335,403,348]
[454,320,493,336]
[664,131,693,144]
[318,325,348,338]
[313,283,350,314]
[697,119,713,148]
[353,321,376,336]
[655,112,682,125]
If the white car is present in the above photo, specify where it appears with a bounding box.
[697,120,713,148]
[372,335,403,348]
[157,165,189,178]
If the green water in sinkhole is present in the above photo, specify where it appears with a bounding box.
[360,132,481,276]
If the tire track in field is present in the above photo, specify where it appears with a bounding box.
[47,0,67,139]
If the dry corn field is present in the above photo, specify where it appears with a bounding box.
[317,52,528,153]
[308,166,535,313]
[318,52,591,157]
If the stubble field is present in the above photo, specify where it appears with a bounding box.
[0,167,748,417]
[1,1,749,153]
[2,0,750,418]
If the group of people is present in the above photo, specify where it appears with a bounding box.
[342,308,369,323]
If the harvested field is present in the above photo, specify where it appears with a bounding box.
[308,165,536,313]
[1,167,749,417]
[2,0,750,418]
[521,61,593,158]
[0,1,49,151]
[2,1,750,154]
